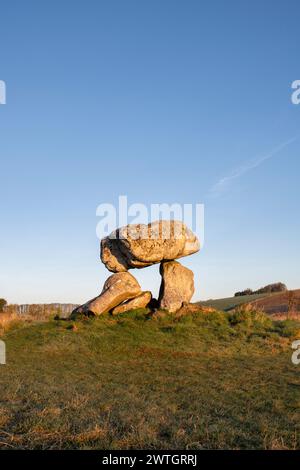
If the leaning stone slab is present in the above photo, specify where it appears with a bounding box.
[101,220,200,273]
[158,260,195,313]
[71,272,141,316]
[111,291,152,315]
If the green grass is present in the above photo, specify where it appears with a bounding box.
[199,293,274,311]
[0,308,300,450]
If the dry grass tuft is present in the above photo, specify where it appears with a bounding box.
[0,313,23,334]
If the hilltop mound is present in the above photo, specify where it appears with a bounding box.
[0,308,299,449]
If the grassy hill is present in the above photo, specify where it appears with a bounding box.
[199,293,271,311]
[0,308,300,450]
[249,289,300,318]
[200,290,300,318]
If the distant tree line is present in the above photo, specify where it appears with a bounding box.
[234,282,287,297]
[0,300,78,319]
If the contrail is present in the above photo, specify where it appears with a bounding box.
[209,136,298,197]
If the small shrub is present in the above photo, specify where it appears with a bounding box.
[273,319,300,338]
[228,307,273,333]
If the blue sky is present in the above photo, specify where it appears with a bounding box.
[1,0,300,304]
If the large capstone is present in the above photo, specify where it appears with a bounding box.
[101,220,200,273]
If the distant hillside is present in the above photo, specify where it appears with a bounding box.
[199,293,270,312]
[234,282,287,297]
[200,289,300,318]
[249,289,300,319]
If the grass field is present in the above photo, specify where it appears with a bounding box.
[0,308,300,450]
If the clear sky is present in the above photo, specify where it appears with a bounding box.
[1,0,300,304]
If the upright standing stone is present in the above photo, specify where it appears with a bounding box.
[158,261,195,313]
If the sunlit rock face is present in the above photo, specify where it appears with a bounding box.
[158,261,195,313]
[101,220,200,273]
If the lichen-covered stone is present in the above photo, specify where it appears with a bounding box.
[158,260,195,313]
[101,220,200,273]
[71,272,141,316]
[111,291,152,315]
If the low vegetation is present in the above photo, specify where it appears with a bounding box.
[0,312,33,336]
[0,307,300,449]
